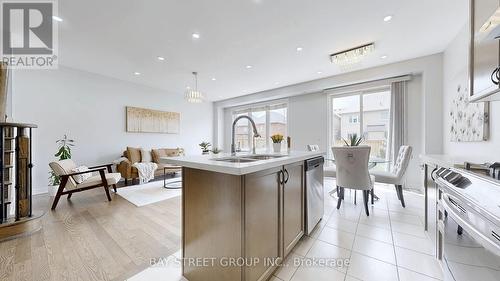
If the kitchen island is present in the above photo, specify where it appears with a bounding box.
[162,151,324,281]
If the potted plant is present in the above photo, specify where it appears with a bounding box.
[199,141,212,154]
[48,135,74,195]
[343,134,363,146]
[270,134,284,153]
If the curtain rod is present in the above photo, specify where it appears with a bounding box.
[323,74,412,92]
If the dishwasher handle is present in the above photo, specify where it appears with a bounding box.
[305,157,324,171]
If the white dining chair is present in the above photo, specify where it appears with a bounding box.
[371,145,412,208]
[333,146,374,216]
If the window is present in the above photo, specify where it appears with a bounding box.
[231,102,287,152]
[233,112,250,152]
[329,88,391,171]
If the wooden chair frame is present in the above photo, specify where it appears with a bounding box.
[51,164,117,210]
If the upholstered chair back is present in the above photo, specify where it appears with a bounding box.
[333,146,372,190]
[391,146,413,179]
[49,159,78,190]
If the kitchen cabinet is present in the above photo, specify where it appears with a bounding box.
[282,162,304,257]
[244,167,281,281]
[179,153,320,281]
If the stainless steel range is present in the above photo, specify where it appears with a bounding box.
[435,167,500,281]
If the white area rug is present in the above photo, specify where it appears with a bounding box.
[117,179,182,207]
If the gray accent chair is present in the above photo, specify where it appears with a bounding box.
[370,145,412,208]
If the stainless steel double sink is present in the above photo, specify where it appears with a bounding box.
[212,154,285,163]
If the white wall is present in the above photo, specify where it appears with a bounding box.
[6,70,13,118]
[215,54,445,190]
[12,66,213,194]
[288,92,328,151]
[443,26,500,161]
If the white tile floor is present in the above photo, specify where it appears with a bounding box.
[128,178,442,281]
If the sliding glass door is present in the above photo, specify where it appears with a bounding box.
[330,88,391,171]
[331,95,361,147]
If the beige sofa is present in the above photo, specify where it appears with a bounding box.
[116,147,183,185]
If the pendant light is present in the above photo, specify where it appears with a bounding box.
[185,72,204,103]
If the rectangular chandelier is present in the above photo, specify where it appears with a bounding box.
[330,43,375,67]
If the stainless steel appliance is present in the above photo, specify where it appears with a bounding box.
[305,157,324,235]
[435,168,500,281]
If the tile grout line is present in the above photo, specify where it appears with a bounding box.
[388,194,402,281]
[343,203,362,281]
[284,193,338,281]
[373,194,443,280]
[328,183,438,280]
[290,184,427,281]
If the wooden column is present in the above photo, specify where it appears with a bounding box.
[0,122,37,225]
[17,129,30,217]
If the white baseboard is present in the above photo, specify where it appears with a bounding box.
[33,186,50,196]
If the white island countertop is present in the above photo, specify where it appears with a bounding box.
[160,150,325,175]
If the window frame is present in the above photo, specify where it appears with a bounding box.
[230,99,289,152]
[327,86,392,164]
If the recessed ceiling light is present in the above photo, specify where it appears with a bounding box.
[296,47,303,52]
[133,72,141,76]
[317,71,323,74]
[52,16,63,22]
[157,56,165,61]
[383,15,393,22]
[246,65,253,69]
[211,78,216,81]
[192,33,200,39]
[381,55,388,59]
[275,82,280,85]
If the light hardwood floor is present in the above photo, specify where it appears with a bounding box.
[0,185,181,281]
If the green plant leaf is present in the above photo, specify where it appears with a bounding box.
[342,138,349,146]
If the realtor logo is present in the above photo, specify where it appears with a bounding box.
[1,0,58,69]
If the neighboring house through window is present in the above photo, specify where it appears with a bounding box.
[231,102,288,152]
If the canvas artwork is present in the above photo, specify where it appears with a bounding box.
[450,84,489,142]
[126,106,180,134]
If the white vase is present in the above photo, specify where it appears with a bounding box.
[273,143,282,153]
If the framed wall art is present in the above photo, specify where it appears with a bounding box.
[126,106,180,134]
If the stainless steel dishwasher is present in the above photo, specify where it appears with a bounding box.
[305,157,324,235]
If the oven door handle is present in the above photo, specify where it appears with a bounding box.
[441,194,500,255]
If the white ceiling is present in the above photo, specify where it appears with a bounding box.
[57,0,468,101]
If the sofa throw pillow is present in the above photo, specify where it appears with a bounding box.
[151,149,165,163]
[71,166,91,184]
[165,148,181,157]
[141,149,152,163]
[152,148,182,163]
[127,147,141,164]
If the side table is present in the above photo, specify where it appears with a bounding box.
[164,167,182,189]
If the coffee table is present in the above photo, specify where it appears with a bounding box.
[163,167,182,189]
